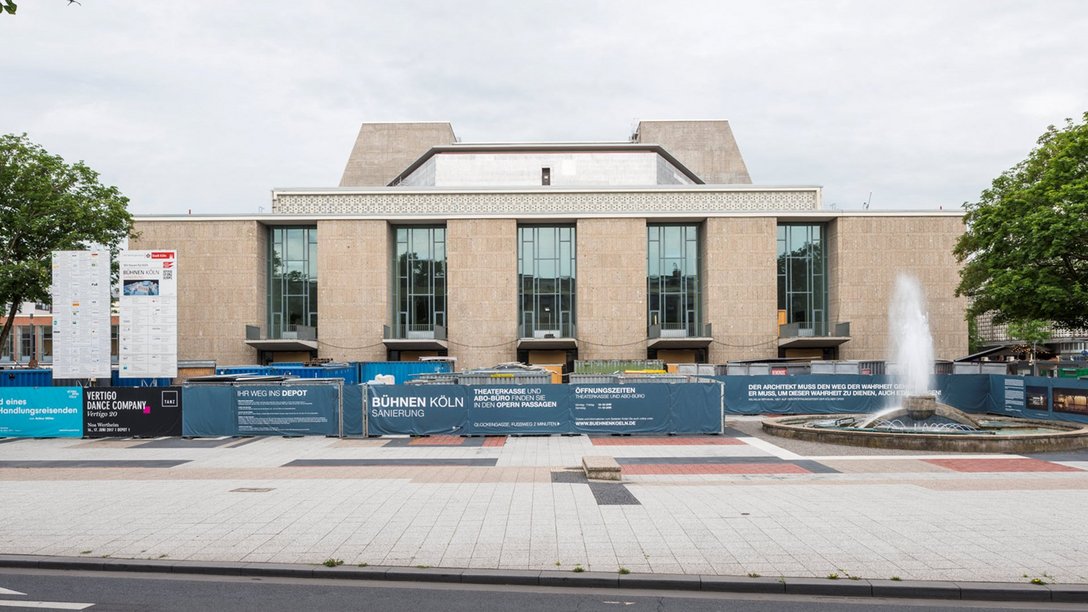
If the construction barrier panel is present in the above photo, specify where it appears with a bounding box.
[182,382,342,437]
[364,383,723,436]
[0,387,83,437]
[83,387,183,438]
[718,374,994,416]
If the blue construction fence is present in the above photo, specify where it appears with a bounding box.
[2,375,1087,438]
[716,374,1088,424]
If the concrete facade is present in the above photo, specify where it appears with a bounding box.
[703,217,780,363]
[128,120,968,370]
[315,220,388,363]
[634,120,752,184]
[828,216,968,361]
[130,220,266,366]
[575,218,648,361]
[446,219,518,370]
[340,122,457,187]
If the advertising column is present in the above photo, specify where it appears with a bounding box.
[119,250,177,379]
[51,250,113,380]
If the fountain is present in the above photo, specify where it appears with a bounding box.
[761,275,1088,452]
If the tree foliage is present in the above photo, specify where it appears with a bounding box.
[0,133,133,352]
[955,112,1088,330]
[0,1,15,16]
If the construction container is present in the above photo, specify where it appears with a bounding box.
[0,368,52,387]
[357,360,454,385]
[724,363,771,376]
[858,361,886,375]
[176,360,216,384]
[574,359,665,375]
[457,370,552,385]
[953,362,1010,375]
[674,363,717,377]
[216,365,272,377]
[617,374,689,384]
[111,370,173,387]
[810,361,861,375]
[535,364,564,384]
[568,374,617,384]
[268,363,358,385]
[405,372,459,385]
[1058,367,1088,379]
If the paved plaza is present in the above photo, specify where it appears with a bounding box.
[2,417,1087,586]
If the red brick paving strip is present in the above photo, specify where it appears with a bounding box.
[623,463,811,475]
[590,437,744,446]
[924,458,1084,472]
[408,435,467,446]
[481,436,506,447]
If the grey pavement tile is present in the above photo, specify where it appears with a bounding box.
[283,458,498,466]
[134,438,237,449]
[0,459,189,468]
[588,482,640,505]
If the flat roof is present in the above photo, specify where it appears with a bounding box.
[388,142,707,186]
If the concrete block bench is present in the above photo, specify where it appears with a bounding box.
[582,455,622,481]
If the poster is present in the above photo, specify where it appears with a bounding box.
[118,250,177,378]
[50,250,112,380]
[0,387,83,438]
[83,387,183,437]
[235,385,339,435]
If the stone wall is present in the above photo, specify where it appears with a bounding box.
[704,217,779,363]
[131,220,266,365]
[447,219,518,369]
[829,216,967,361]
[576,218,648,360]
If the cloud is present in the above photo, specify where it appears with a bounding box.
[2,0,1086,214]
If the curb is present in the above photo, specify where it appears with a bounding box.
[1,555,1085,603]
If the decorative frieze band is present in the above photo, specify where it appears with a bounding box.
[272,189,819,216]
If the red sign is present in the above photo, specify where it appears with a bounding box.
[150,252,174,259]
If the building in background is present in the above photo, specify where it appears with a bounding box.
[131,120,968,370]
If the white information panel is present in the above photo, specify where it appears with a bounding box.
[51,250,113,379]
[118,250,177,378]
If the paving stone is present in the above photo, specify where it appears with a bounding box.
[784,577,872,596]
[868,579,961,599]
[538,569,619,588]
[955,581,1052,601]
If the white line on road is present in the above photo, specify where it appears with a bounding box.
[0,589,24,596]
[0,601,94,610]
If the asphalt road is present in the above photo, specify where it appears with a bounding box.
[0,569,1083,612]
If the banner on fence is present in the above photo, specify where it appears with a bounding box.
[181,383,342,437]
[0,387,83,438]
[365,383,722,436]
[990,375,1088,423]
[719,374,994,415]
[83,387,182,438]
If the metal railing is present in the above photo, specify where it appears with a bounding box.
[778,321,850,338]
[518,322,576,339]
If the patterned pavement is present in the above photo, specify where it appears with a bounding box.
[2,416,1087,584]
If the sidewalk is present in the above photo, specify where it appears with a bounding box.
[1,417,1086,589]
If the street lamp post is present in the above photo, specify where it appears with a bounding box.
[28,312,37,369]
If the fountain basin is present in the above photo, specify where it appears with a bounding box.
[762,413,1088,453]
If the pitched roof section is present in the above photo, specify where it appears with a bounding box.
[633,120,752,184]
[339,122,457,187]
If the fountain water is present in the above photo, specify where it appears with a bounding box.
[761,275,1088,451]
[889,274,934,398]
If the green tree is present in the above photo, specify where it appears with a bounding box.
[0,133,133,353]
[0,1,16,16]
[955,112,1088,330]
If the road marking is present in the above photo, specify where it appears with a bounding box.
[0,589,25,596]
[601,602,635,606]
[0,601,94,610]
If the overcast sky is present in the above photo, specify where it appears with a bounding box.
[3,1,1086,215]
